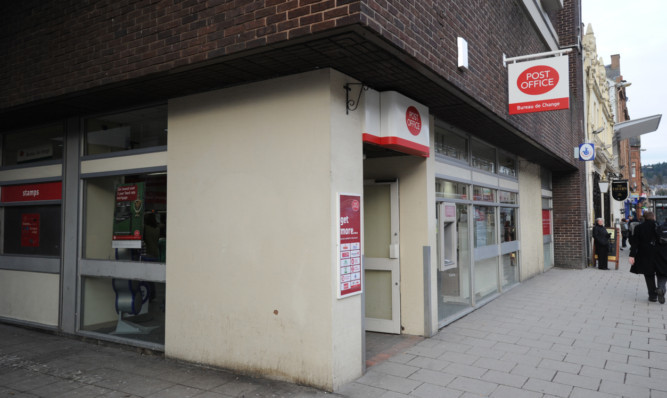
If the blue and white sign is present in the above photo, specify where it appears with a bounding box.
[578,143,595,161]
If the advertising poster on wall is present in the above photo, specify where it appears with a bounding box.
[112,182,145,249]
[338,193,362,298]
[21,214,40,247]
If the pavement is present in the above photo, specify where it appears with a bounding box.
[3,245,667,398]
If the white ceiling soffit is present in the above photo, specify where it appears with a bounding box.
[614,114,662,141]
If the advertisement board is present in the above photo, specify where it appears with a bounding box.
[112,183,145,249]
[338,193,362,298]
[508,55,569,114]
[21,214,40,247]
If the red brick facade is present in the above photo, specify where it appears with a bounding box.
[1,0,586,267]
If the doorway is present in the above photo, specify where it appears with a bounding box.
[363,181,400,334]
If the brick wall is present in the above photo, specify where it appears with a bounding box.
[2,0,587,265]
[0,0,363,109]
[4,1,580,164]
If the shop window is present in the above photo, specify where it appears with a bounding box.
[500,207,517,243]
[83,173,166,262]
[473,186,496,202]
[436,179,468,200]
[2,205,61,256]
[435,128,468,163]
[499,191,517,205]
[1,181,62,256]
[81,276,165,345]
[502,252,519,289]
[84,105,167,156]
[498,151,516,177]
[474,206,496,247]
[474,255,499,300]
[471,140,496,173]
[1,123,64,166]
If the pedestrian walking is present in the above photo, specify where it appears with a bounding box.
[592,218,610,270]
[629,212,663,302]
[652,219,667,304]
[620,217,629,250]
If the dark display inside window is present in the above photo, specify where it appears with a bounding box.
[3,205,61,256]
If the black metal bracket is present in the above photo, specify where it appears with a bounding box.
[344,83,368,115]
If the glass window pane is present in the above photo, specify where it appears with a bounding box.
[498,151,516,177]
[471,140,496,173]
[474,255,498,300]
[84,173,166,262]
[473,186,496,202]
[500,207,517,243]
[81,276,165,345]
[435,128,468,162]
[502,252,519,289]
[499,191,517,204]
[2,123,64,166]
[85,105,167,155]
[438,203,471,322]
[2,205,61,256]
[436,179,468,200]
[474,206,496,247]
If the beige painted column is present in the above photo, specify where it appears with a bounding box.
[166,69,363,391]
[518,158,544,279]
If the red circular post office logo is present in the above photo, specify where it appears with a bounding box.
[517,65,559,95]
[405,106,422,136]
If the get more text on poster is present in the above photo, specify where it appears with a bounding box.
[112,183,145,249]
[338,194,362,298]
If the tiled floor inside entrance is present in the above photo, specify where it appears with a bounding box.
[365,331,423,368]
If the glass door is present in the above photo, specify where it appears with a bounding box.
[438,203,472,324]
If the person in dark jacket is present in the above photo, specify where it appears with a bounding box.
[592,218,610,270]
[620,218,629,250]
[629,212,663,302]
[651,219,667,304]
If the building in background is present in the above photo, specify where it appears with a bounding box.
[583,24,618,228]
[606,54,662,219]
[0,0,585,391]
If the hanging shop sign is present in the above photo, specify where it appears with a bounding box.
[507,55,569,115]
[0,181,62,203]
[363,90,430,157]
[112,182,145,249]
[338,193,362,299]
[611,180,629,201]
[578,143,595,161]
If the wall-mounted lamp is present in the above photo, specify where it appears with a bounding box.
[615,81,632,89]
[457,37,469,70]
[591,127,604,135]
[598,181,610,193]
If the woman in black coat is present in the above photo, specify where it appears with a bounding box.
[629,212,663,302]
[592,218,610,270]
[652,220,667,304]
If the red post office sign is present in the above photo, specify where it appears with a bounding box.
[363,90,430,157]
[508,55,569,115]
[338,193,362,298]
[1,181,62,203]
